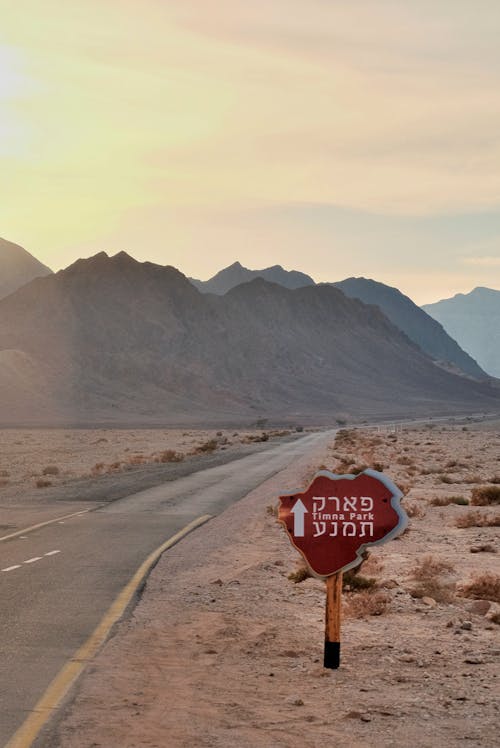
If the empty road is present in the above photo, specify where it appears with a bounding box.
[0,430,334,747]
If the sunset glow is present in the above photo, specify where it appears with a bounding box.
[1,1,499,303]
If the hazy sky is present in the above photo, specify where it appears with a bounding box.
[1,0,499,303]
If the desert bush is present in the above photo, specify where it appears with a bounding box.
[343,573,376,591]
[459,573,500,603]
[470,485,500,506]
[195,439,218,453]
[371,462,385,472]
[288,563,311,583]
[42,465,60,476]
[35,478,52,488]
[91,462,105,475]
[159,449,184,463]
[345,590,390,618]
[397,456,410,465]
[404,501,426,519]
[437,474,454,484]
[409,554,455,602]
[128,454,146,465]
[429,495,468,506]
[456,511,500,528]
[266,504,278,517]
[463,473,482,484]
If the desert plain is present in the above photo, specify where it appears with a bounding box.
[6,419,495,748]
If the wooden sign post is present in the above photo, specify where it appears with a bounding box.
[324,571,343,669]
[278,469,407,669]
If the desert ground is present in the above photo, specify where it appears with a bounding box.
[0,426,298,533]
[29,421,500,748]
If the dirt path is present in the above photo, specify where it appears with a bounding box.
[38,425,499,748]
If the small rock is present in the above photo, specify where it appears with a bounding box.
[381,579,399,589]
[446,620,454,628]
[422,596,437,607]
[466,600,491,616]
[210,579,223,586]
[399,654,416,663]
[461,621,473,631]
[464,656,484,664]
[360,714,372,723]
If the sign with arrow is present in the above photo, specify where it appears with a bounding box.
[278,468,407,668]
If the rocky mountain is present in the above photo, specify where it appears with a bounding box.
[423,287,500,378]
[331,277,486,379]
[0,252,497,426]
[0,237,52,300]
[189,261,314,295]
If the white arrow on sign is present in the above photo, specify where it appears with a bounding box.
[291,498,308,537]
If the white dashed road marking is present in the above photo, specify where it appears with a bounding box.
[1,551,62,572]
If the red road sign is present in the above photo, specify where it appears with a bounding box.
[279,469,407,577]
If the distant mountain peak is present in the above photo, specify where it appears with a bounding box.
[333,276,486,379]
[190,261,315,295]
[0,237,53,300]
[423,287,500,377]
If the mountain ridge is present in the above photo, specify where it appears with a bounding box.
[423,287,500,378]
[0,252,497,426]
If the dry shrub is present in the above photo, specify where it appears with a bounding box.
[35,478,52,488]
[128,454,146,465]
[437,474,454,484]
[343,573,376,591]
[471,485,500,506]
[288,562,311,583]
[266,504,278,517]
[456,510,500,528]
[459,573,500,604]
[404,501,426,519]
[91,462,105,475]
[409,554,455,602]
[195,439,218,454]
[429,495,468,506]
[345,590,390,618]
[159,449,184,463]
[42,465,60,476]
[397,455,414,466]
[463,473,482,484]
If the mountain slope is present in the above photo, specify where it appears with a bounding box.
[190,261,314,295]
[0,237,53,300]
[423,287,500,378]
[0,252,497,425]
[331,277,486,379]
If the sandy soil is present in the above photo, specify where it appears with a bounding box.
[40,425,500,747]
[0,427,296,531]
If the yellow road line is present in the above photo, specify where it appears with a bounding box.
[5,513,213,748]
[0,509,94,543]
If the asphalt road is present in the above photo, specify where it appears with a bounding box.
[0,430,333,747]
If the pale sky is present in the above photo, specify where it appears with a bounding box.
[1,0,499,303]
